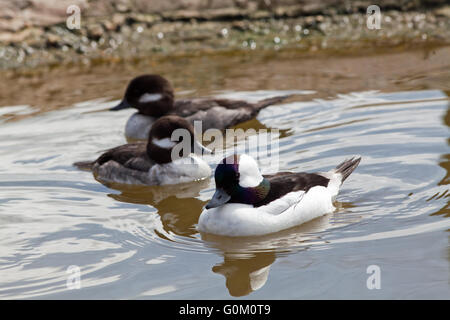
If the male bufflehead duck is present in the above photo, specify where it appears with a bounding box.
[110,74,289,140]
[197,154,361,236]
[74,115,211,186]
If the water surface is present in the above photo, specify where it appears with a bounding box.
[0,46,449,299]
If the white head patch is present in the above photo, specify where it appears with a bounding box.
[238,154,263,188]
[152,137,176,149]
[139,93,163,103]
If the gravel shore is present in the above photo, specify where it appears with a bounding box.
[0,0,449,70]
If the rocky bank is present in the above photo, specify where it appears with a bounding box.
[0,0,449,70]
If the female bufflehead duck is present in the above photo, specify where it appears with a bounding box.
[110,74,289,140]
[197,154,361,236]
[74,115,211,186]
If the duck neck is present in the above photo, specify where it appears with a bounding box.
[136,94,174,117]
[229,178,270,206]
[146,143,173,164]
[147,139,195,164]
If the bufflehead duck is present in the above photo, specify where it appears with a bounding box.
[197,154,361,236]
[74,115,211,186]
[110,74,289,140]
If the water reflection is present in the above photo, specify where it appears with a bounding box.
[200,213,338,296]
[438,102,450,187]
[430,102,450,217]
[107,179,210,237]
[212,251,275,297]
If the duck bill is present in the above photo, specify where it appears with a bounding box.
[205,188,231,209]
[110,99,131,111]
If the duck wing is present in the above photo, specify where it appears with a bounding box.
[255,172,330,207]
[93,159,157,185]
[91,143,157,185]
[123,153,155,172]
[95,142,147,168]
[172,96,289,131]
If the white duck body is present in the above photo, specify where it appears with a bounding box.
[95,154,211,186]
[197,184,335,237]
[149,154,212,185]
[197,154,361,237]
[125,112,156,140]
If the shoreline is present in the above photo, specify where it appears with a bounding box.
[0,2,449,71]
[2,44,449,123]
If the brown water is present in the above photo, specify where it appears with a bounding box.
[0,46,449,299]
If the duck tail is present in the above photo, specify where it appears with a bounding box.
[73,161,95,171]
[254,95,290,111]
[334,157,361,183]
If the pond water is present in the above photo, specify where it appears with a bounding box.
[0,46,449,299]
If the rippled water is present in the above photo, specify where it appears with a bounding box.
[0,47,449,299]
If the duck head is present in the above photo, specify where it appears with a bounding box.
[147,115,210,164]
[206,154,270,209]
[111,74,175,117]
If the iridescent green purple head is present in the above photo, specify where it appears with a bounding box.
[206,154,270,209]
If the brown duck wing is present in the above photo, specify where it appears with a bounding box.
[123,154,155,172]
[95,142,147,167]
[214,96,289,112]
[186,105,252,131]
[255,172,330,207]
[172,99,220,117]
[172,96,289,131]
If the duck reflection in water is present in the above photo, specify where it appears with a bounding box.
[107,178,210,237]
[200,211,347,297]
[212,251,276,297]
